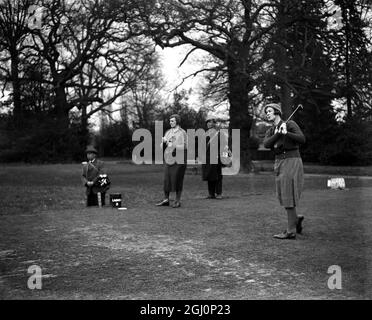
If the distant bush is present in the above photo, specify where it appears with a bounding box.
[247,135,260,150]
[318,119,372,166]
[99,122,134,158]
[0,117,85,163]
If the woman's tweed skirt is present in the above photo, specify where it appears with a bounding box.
[274,157,304,207]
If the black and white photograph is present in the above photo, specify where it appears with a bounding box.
[1,0,372,306]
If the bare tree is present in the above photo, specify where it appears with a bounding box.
[332,0,372,118]
[25,0,157,130]
[119,54,165,129]
[137,0,284,169]
[0,0,38,125]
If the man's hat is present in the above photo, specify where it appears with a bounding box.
[264,103,282,115]
[86,146,98,154]
[205,115,217,123]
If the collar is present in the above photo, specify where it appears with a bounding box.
[207,128,217,133]
[275,119,283,128]
[171,126,180,133]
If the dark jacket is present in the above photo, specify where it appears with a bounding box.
[263,120,305,155]
[202,129,223,181]
[81,159,105,194]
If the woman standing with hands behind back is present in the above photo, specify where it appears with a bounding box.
[263,103,306,240]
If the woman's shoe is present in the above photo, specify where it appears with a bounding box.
[172,201,181,208]
[205,195,215,199]
[296,216,304,234]
[273,230,296,240]
[156,199,169,206]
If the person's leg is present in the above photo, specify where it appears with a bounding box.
[274,159,296,239]
[296,215,304,234]
[215,175,223,199]
[101,192,106,206]
[208,181,216,198]
[286,207,298,234]
[163,165,170,201]
[157,166,170,206]
[216,177,222,195]
[286,207,305,234]
[176,191,182,202]
[172,164,186,208]
[171,191,182,207]
[87,191,98,206]
[156,191,170,206]
[273,207,297,239]
[86,189,91,206]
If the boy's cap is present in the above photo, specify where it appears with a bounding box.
[86,146,98,154]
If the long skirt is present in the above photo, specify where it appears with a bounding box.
[164,164,187,193]
[274,157,304,208]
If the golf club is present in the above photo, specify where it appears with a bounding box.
[285,104,303,123]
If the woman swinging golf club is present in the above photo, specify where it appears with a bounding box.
[263,103,306,239]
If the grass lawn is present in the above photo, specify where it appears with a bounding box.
[0,162,371,300]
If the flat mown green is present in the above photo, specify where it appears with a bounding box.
[0,162,371,299]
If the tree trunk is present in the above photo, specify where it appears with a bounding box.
[345,7,352,117]
[80,104,89,147]
[54,84,70,127]
[227,65,253,172]
[10,49,23,127]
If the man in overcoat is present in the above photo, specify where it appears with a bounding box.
[201,116,224,199]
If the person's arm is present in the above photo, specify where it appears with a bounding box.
[81,165,88,186]
[98,161,106,175]
[91,161,105,184]
[174,130,187,150]
[263,127,281,149]
[82,164,94,187]
[161,130,170,148]
[285,121,306,144]
[218,130,229,153]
